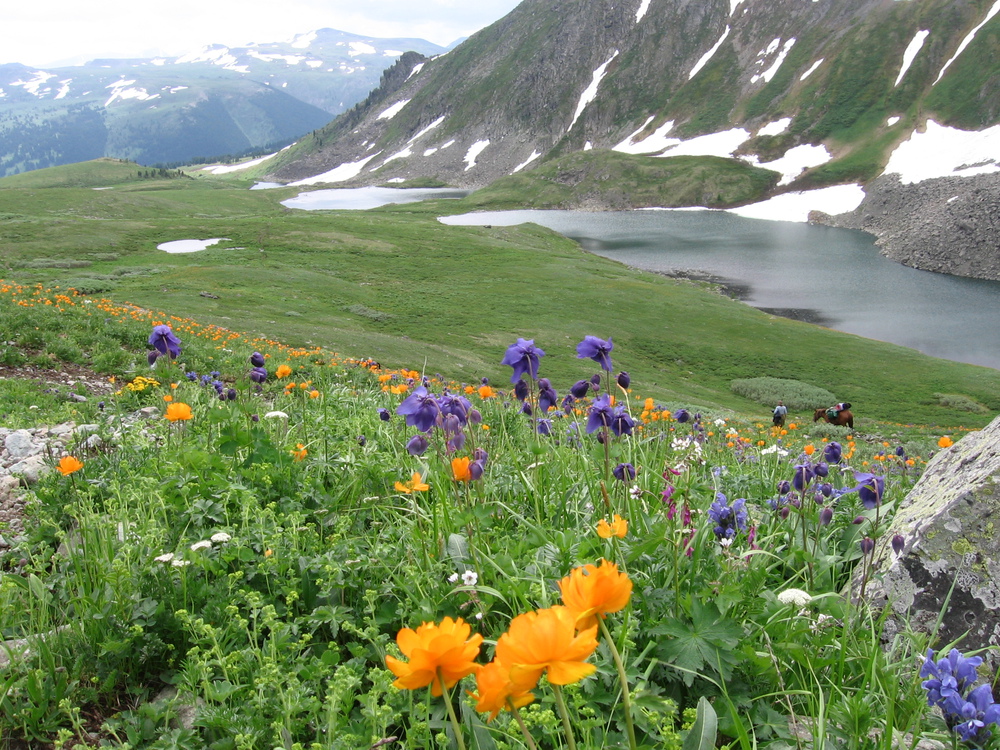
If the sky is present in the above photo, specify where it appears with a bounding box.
[2,0,524,68]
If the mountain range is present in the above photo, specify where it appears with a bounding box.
[0,29,447,176]
[261,0,1000,280]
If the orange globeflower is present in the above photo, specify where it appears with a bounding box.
[395,472,429,494]
[596,514,628,539]
[385,616,483,696]
[291,443,308,461]
[57,456,84,476]
[558,559,633,629]
[938,436,954,448]
[164,402,193,422]
[495,606,598,691]
[803,444,815,456]
[452,456,472,482]
[275,365,292,379]
[470,658,535,722]
[478,385,496,399]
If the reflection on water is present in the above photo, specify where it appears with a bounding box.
[441,209,1000,370]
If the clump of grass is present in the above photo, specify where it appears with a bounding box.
[731,376,836,410]
[934,393,988,414]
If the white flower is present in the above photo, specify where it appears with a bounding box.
[630,484,643,499]
[718,537,734,548]
[713,419,727,427]
[447,573,459,583]
[461,570,478,587]
[474,612,483,620]
[777,588,812,607]
[210,532,231,544]
[264,411,289,419]
[154,552,175,563]
[171,559,192,568]
[190,540,212,552]
[761,445,789,456]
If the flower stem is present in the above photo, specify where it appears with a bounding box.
[551,684,577,750]
[599,618,638,750]
[437,668,467,750]
[508,701,539,750]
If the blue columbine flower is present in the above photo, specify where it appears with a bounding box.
[570,380,590,398]
[405,434,429,456]
[707,493,748,540]
[586,393,615,434]
[612,462,636,482]
[537,379,558,413]
[610,405,636,437]
[674,408,690,424]
[576,335,614,371]
[852,472,886,509]
[250,367,268,383]
[501,338,545,383]
[149,324,182,359]
[250,351,266,367]
[396,387,440,433]
[823,441,843,464]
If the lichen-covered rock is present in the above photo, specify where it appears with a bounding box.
[857,415,1000,671]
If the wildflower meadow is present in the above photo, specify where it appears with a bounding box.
[0,282,993,749]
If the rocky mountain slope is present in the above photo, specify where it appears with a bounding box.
[0,29,446,176]
[264,0,1000,279]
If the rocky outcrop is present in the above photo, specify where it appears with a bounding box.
[859,415,1000,671]
[825,172,1000,281]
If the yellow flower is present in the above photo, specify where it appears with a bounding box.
[938,436,954,448]
[386,616,483,696]
[469,659,535,722]
[495,606,598,691]
[395,472,429,494]
[596,514,627,539]
[275,365,292,379]
[57,456,84,476]
[558,559,633,629]
[164,402,193,422]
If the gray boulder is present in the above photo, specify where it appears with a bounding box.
[858,415,1000,670]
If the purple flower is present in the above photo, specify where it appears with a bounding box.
[616,371,630,389]
[501,338,545,383]
[813,462,829,478]
[819,507,834,525]
[536,418,552,436]
[396,387,439,433]
[148,324,182,359]
[226,388,237,401]
[891,534,905,555]
[147,350,160,367]
[576,335,614,371]
[570,380,590,398]
[250,367,268,384]
[405,434,429,456]
[792,464,814,492]
[514,379,529,402]
[859,537,875,555]
[585,394,615,434]
[612,462,636,482]
[610,406,636,437]
[378,408,391,422]
[469,458,486,481]
[537,379,558,413]
[438,393,471,426]
[674,408,690,424]
[250,351,266,367]
[707,493,748,540]
[823,441,843,464]
[468,408,482,425]
[852,472,885,509]
[776,480,791,495]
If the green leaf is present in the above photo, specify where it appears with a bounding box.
[683,697,718,750]
[652,600,744,685]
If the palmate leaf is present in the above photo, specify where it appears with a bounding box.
[651,600,745,686]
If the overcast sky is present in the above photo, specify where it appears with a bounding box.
[3,0,523,68]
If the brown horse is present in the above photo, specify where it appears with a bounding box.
[814,407,854,429]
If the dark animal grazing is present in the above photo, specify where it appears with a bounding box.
[814,407,854,429]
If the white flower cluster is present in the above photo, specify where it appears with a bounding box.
[154,532,233,566]
[777,588,812,607]
[448,570,478,587]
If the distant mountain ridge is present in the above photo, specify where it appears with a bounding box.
[0,29,446,176]
[263,0,1000,279]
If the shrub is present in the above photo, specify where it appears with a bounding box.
[730,377,836,410]
[934,393,988,414]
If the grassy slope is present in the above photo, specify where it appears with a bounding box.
[1,161,998,428]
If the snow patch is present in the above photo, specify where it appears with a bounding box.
[753,144,832,186]
[757,118,791,137]
[613,119,678,155]
[383,49,404,57]
[730,0,746,14]
[158,238,229,254]
[382,147,413,166]
[935,0,1000,84]
[423,147,439,157]
[202,153,278,174]
[11,70,55,96]
[512,150,542,173]
[799,59,824,80]
[689,26,730,79]
[377,99,411,120]
[895,30,929,87]
[407,116,446,144]
[54,79,72,100]
[729,185,866,222]
[289,153,382,185]
[568,51,619,131]
[290,31,317,49]
[407,63,425,80]
[464,140,490,171]
[882,120,1000,184]
[349,42,377,57]
[248,51,307,65]
[752,38,796,84]
[104,79,158,107]
[635,0,652,22]
[887,116,900,126]
[659,128,750,159]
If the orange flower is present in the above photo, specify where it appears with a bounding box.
[164,402,193,422]
[938,436,954,448]
[309,390,320,399]
[478,385,495,399]
[291,443,308,461]
[495,606,598,690]
[57,456,84,476]
[452,456,472,482]
[558,559,633,629]
[385,616,483,696]
[596,514,627,539]
[469,659,535,722]
[395,472,429,494]
[803,444,815,456]
[163,394,173,402]
[275,365,292,379]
